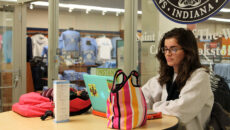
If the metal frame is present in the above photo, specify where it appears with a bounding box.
[12,4,26,103]
[48,0,59,88]
[0,1,26,106]
[124,0,138,73]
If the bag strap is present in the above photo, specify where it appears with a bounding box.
[129,70,140,87]
[40,110,54,121]
[111,69,127,92]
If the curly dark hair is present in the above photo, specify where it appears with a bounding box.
[156,28,202,90]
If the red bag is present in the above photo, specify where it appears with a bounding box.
[12,89,91,117]
[12,92,54,117]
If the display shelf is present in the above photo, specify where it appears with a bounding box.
[59,64,98,87]
[70,80,85,86]
[59,64,98,74]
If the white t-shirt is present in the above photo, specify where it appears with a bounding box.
[31,34,48,57]
[142,68,214,130]
[95,36,112,63]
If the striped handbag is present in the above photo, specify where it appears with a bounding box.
[106,69,147,129]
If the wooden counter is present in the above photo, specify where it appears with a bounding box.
[0,111,179,130]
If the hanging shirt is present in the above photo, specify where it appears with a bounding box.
[0,35,2,50]
[27,37,33,62]
[142,68,214,130]
[41,45,48,57]
[59,30,80,51]
[96,36,112,63]
[97,60,117,68]
[111,37,122,58]
[3,30,12,63]
[214,63,230,88]
[31,34,48,57]
[58,37,64,49]
[80,37,98,65]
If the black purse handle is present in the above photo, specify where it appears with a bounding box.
[129,70,140,87]
[111,69,127,93]
[111,69,140,93]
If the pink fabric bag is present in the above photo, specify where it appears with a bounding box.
[12,92,54,117]
[106,69,147,129]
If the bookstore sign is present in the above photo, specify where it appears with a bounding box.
[152,0,228,24]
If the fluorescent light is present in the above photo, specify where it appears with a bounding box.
[32,1,142,15]
[59,3,124,13]
[138,11,142,15]
[0,0,16,2]
[32,1,48,6]
[220,8,230,13]
[208,17,230,23]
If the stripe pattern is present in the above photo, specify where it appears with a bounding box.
[106,69,147,129]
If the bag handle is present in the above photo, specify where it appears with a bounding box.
[111,69,127,92]
[130,70,140,87]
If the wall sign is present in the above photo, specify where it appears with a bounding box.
[152,0,228,24]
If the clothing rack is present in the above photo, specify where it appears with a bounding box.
[201,53,214,72]
[27,27,122,38]
[27,28,48,37]
[59,29,121,38]
[0,27,12,34]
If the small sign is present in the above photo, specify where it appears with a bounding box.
[89,84,98,96]
[152,0,228,24]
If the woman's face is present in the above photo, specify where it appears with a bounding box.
[164,37,185,73]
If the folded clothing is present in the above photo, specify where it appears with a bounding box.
[62,70,88,81]
[75,72,88,80]
[63,70,77,81]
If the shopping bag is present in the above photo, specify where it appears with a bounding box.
[106,69,147,129]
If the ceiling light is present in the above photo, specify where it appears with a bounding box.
[137,11,142,15]
[32,1,48,6]
[208,17,230,23]
[116,12,120,16]
[220,8,230,13]
[69,8,73,13]
[86,9,91,14]
[30,4,34,10]
[102,11,106,15]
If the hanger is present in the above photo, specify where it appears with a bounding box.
[69,27,74,30]
[85,34,91,38]
[99,34,106,38]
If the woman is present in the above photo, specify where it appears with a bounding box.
[142,28,214,130]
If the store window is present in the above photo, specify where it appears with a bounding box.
[0,2,26,112]
[26,0,230,99]
[26,1,48,92]
[25,0,143,92]
[55,0,127,91]
[0,4,14,112]
[140,0,230,88]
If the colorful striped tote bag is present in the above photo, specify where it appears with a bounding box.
[106,69,147,129]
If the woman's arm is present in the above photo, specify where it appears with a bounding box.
[141,76,163,109]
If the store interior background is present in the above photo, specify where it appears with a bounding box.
[26,0,230,84]
[27,0,142,31]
